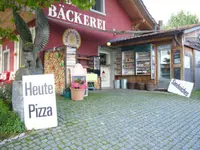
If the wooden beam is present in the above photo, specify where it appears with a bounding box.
[131,0,154,30]
[110,36,174,48]
[132,18,145,25]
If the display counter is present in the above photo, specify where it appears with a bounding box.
[114,44,156,84]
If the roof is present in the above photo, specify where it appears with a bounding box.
[118,0,158,30]
[0,8,35,30]
[137,0,157,26]
[185,37,200,50]
[109,23,200,46]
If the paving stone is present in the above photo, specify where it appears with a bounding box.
[14,145,22,150]
[77,147,83,150]
[33,146,41,150]
[1,90,200,150]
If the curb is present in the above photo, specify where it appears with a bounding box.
[0,133,26,146]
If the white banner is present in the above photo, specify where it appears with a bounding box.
[23,74,58,130]
[168,78,194,97]
[184,56,190,69]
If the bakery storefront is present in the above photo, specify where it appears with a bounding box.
[41,2,133,93]
[105,25,200,91]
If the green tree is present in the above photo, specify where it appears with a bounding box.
[0,0,95,43]
[165,10,200,29]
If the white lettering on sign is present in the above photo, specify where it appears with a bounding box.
[66,10,74,22]
[48,4,106,30]
[23,74,57,130]
[168,78,194,98]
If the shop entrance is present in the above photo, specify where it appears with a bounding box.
[157,45,171,89]
[100,51,111,88]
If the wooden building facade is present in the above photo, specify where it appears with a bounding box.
[0,0,157,93]
[104,24,200,90]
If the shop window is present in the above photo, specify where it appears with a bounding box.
[91,0,105,14]
[66,0,71,4]
[14,36,20,72]
[3,49,10,72]
[100,53,107,65]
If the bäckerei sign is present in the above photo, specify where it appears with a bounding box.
[168,78,194,97]
[23,74,58,130]
[48,4,106,30]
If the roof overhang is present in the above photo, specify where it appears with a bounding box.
[184,38,200,50]
[107,30,184,47]
[117,0,158,30]
[0,8,35,31]
[184,26,200,34]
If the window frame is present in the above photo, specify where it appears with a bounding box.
[0,45,2,73]
[2,49,10,72]
[14,36,20,72]
[90,0,106,16]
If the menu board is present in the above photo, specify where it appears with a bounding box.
[174,50,180,64]
[195,56,200,68]
[66,47,76,66]
[66,46,76,87]
[174,67,181,79]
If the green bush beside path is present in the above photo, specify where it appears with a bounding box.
[0,99,26,141]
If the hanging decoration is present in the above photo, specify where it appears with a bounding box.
[45,53,49,60]
[60,60,65,67]
[50,66,55,70]
[56,52,60,58]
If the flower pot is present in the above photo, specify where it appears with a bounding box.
[70,88,85,100]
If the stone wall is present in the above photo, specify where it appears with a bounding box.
[12,81,24,122]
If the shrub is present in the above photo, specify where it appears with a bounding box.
[0,81,12,100]
[0,100,26,141]
[0,81,12,110]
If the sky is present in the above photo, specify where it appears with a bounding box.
[142,0,200,25]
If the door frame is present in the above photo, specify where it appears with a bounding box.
[156,44,172,89]
[98,47,112,88]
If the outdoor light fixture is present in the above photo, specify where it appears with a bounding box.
[107,42,111,46]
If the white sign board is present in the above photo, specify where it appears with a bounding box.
[23,74,58,130]
[184,56,190,69]
[168,78,194,97]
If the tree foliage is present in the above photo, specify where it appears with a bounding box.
[0,0,95,43]
[165,10,200,29]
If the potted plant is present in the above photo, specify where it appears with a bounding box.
[70,78,87,101]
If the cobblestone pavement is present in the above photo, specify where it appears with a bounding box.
[1,90,200,150]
